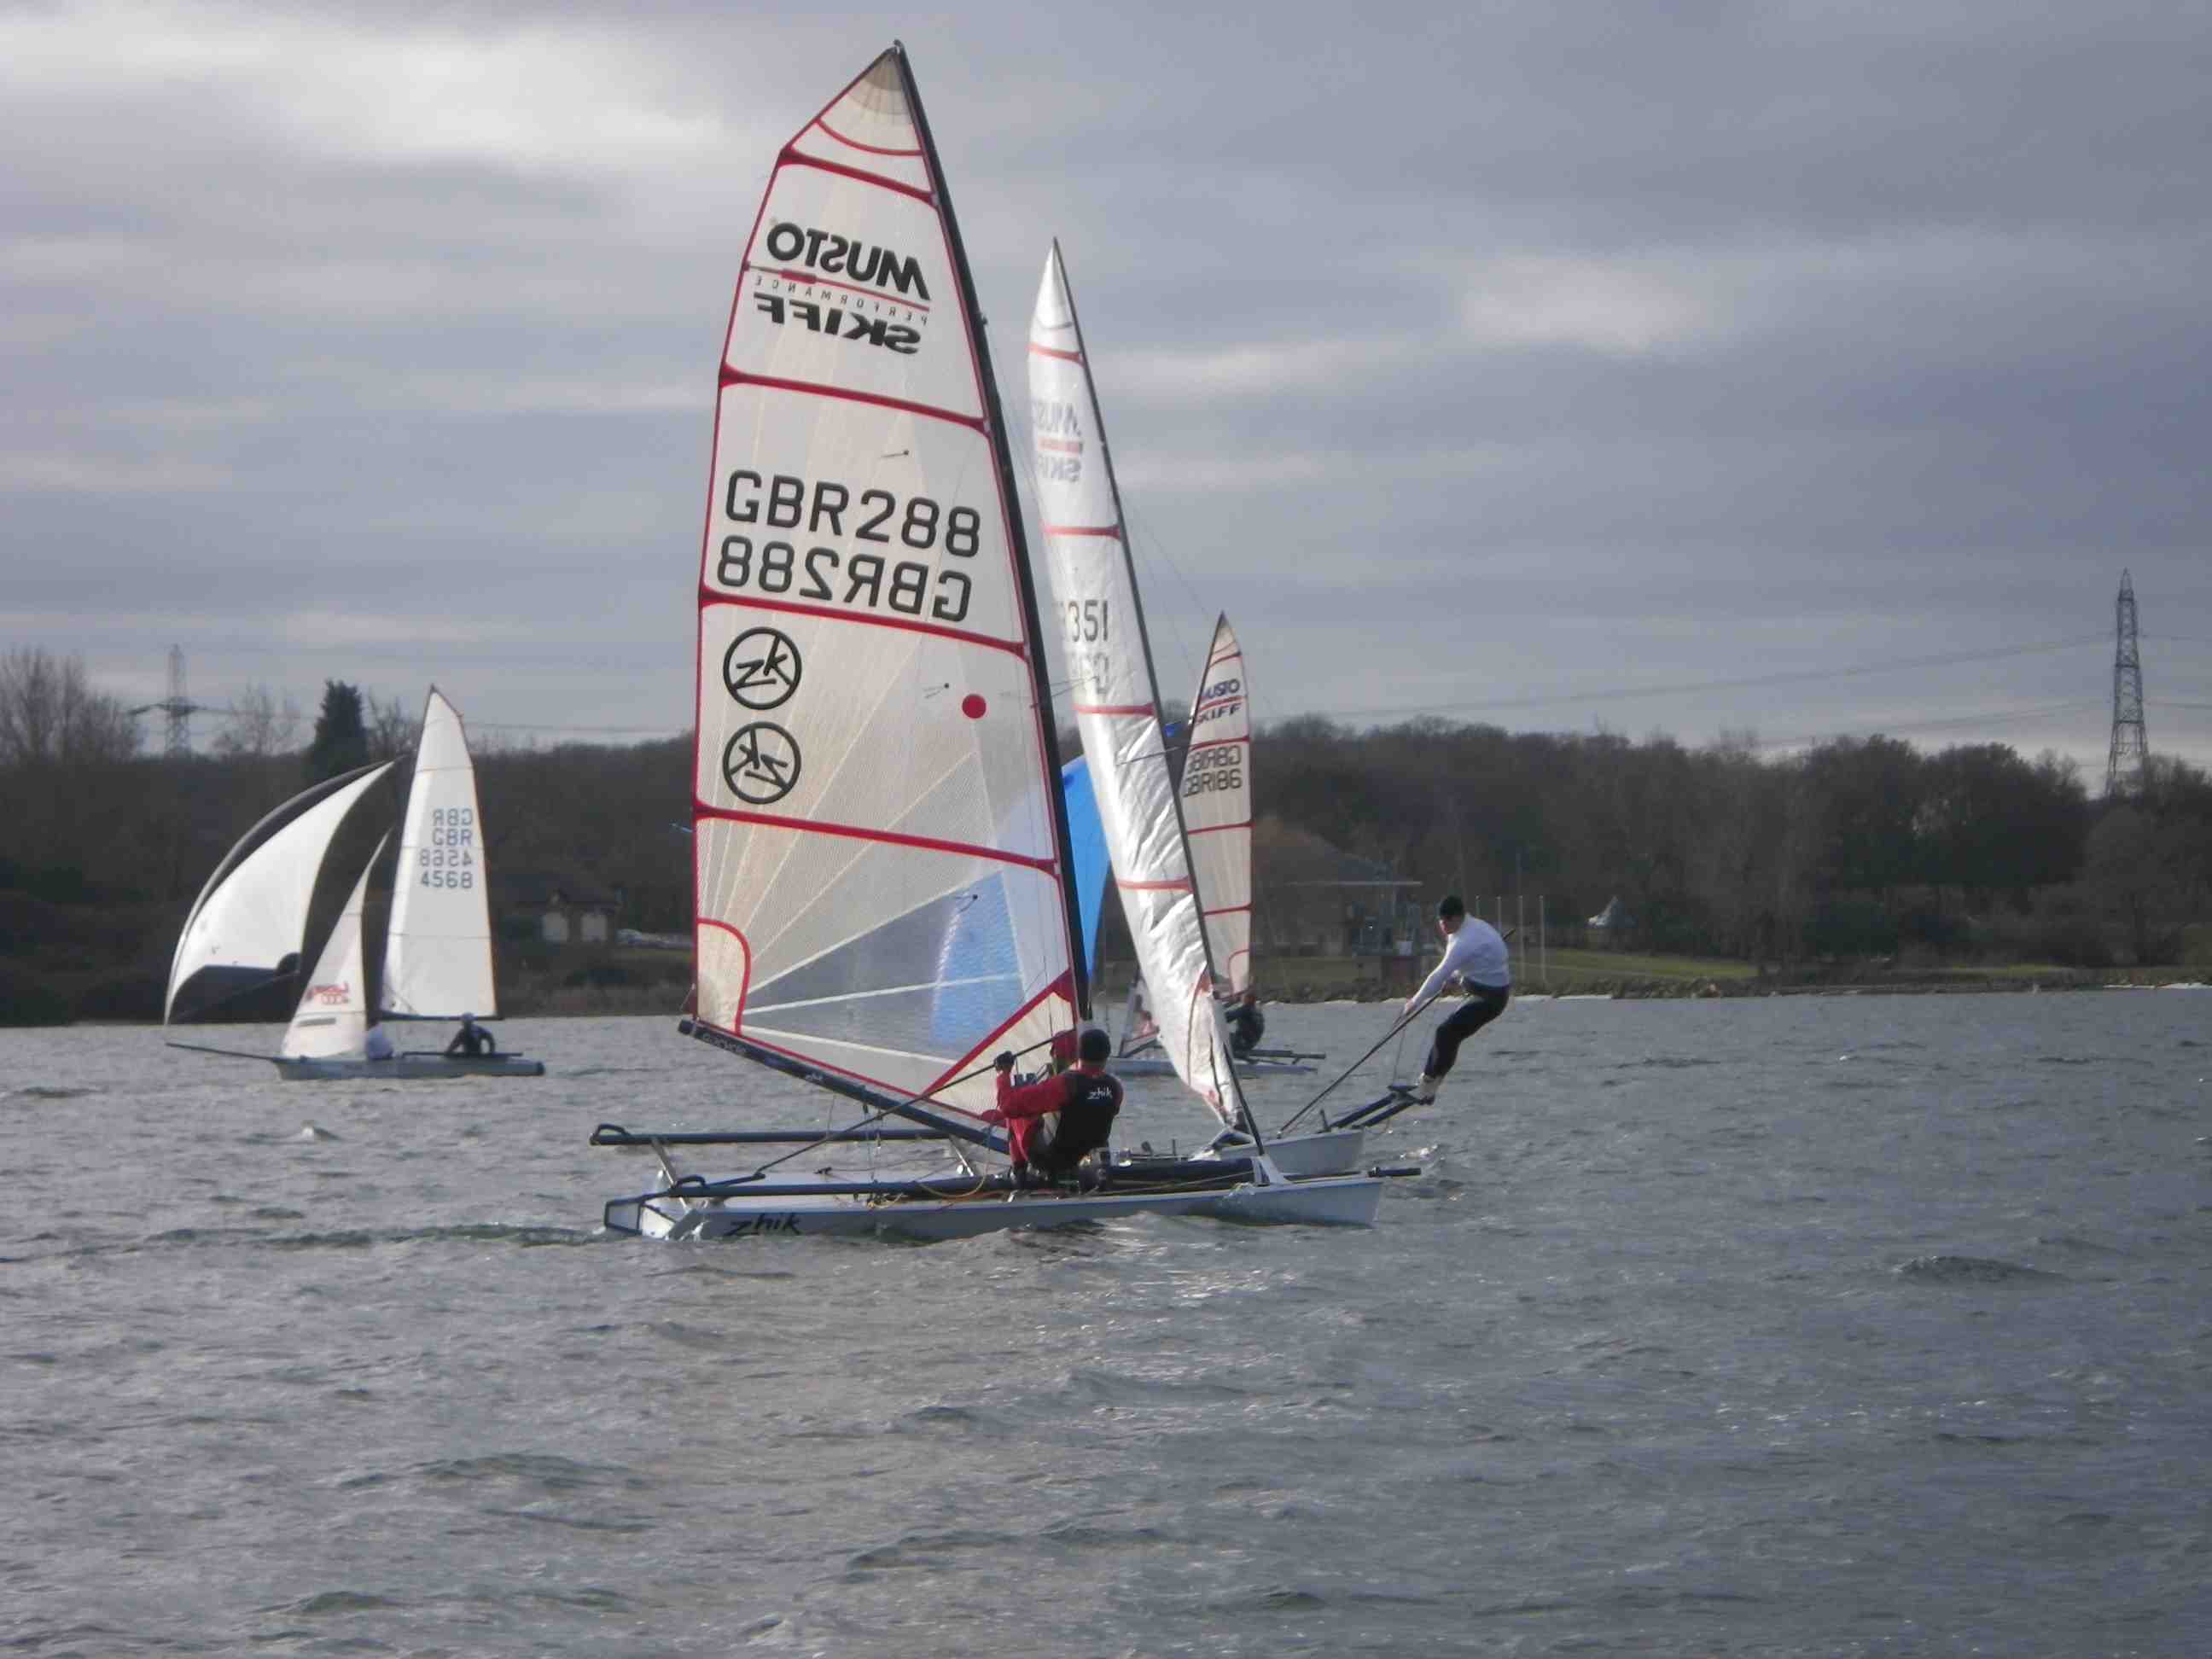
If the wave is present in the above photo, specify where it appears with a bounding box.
[1893,1254,2062,1284]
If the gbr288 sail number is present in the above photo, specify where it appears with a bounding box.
[718,471,980,624]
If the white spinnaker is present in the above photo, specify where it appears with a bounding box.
[692,47,1081,1121]
[1028,242,1243,1127]
[166,762,393,1022]
[282,837,386,1060]
[381,689,498,1019]
[1183,614,1253,996]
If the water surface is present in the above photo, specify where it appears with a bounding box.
[5,992,2209,1655]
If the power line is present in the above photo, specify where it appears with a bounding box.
[1279,635,2110,726]
[1749,699,2104,754]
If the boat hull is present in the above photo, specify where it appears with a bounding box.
[604,1168,1385,1242]
[276,1054,545,1081]
[1202,1127,1365,1179]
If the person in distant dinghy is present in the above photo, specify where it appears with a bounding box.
[1401,895,1511,1103]
[1226,988,1266,1058]
[984,1026,1123,1185]
[445,1016,494,1059]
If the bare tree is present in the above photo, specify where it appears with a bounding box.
[366,693,419,761]
[212,682,302,759]
[0,648,140,766]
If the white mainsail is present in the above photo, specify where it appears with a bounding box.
[380,688,497,1020]
[690,47,1084,1124]
[166,761,394,1023]
[1027,242,1243,1127]
[281,836,387,1060]
[1182,614,1253,996]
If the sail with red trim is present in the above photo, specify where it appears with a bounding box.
[1027,242,1242,1127]
[1183,614,1253,996]
[690,46,1083,1124]
[282,835,387,1060]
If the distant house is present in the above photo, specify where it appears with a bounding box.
[1262,835,1423,957]
[502,872,619,946]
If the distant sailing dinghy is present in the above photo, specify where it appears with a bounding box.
[1104,976,1313,1079]
[166,689,543,1080]
[591,46,1403,1240]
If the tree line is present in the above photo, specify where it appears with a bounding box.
[3,648,2207,1022]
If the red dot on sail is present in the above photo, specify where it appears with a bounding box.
[961,694,987,719]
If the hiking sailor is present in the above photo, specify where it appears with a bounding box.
[1401,894,1511,1103]
[445,1015,494,1059]
[1225,987,1266,1058]
[982,1026,1123,1186]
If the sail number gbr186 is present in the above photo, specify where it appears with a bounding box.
[718,471,979,624]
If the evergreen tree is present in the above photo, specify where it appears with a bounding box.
[305,680,370,783]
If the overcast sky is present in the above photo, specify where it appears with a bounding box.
[5,0,2208,778]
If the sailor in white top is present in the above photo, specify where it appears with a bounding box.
[1400,894,1511,1103]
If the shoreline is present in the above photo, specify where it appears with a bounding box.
[11,969,2209,1030]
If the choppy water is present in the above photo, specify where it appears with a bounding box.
[5,992,2210,1656]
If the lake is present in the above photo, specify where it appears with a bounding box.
[4,991,2208,1655]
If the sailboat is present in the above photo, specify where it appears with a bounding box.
[1179,614,1325,1070]
[591,45,1401,1240]
[1027,242,1360,1178]
[166,689,544,1080]
[1060,759,1312,1080]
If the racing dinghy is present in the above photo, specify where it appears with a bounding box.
[1027,243,1357,1175]
[1108,979,1318,1078]
[594,45,1400,1239]
[166,691,543,1080]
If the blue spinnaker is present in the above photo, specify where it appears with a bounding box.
[1061,754,1108,978]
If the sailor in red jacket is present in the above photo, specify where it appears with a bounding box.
[983,1026,1123,1184]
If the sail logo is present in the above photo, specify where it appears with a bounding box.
[724,628,802,711]
[723,721,801,806]
[754,294,922,354]
[1031,399,1082,439]
[1031,399,1084,482]
[1192,682,1243,729]
[306,981,351,1005]
[762,222,931,303]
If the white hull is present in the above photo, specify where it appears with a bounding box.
[605,1167,1385,1242]
[276,1054,545,1081]
[1214,1127,1365,1179]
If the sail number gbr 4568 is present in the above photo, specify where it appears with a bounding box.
[716,471,981,625]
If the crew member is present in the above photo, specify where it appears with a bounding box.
[983,1026,1123,1185]
[1225,988,1266,1058]
[1401,895,1511,1103]
[445,1015,494,1059]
